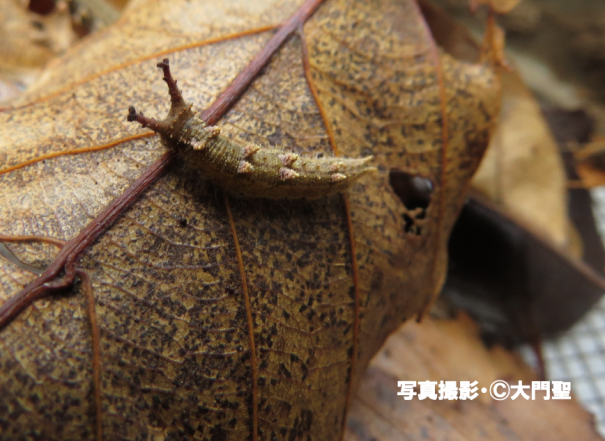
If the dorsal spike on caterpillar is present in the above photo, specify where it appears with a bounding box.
[127,59,377,199]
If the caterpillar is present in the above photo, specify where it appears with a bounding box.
[127,59,376,199]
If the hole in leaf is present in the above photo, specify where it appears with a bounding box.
[389,169,433,236]
[389,170,432,210]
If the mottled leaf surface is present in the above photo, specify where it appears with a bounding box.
[0,0,499,439]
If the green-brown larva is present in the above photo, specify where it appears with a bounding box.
[127,59,376,199]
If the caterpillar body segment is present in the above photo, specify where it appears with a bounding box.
[127,59,376,199]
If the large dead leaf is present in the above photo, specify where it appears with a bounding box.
[472,70,572,249]
[0,0,499,439]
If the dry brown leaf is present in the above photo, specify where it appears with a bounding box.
[0,0,500,439]
[422,1,574,252]
[472,70,573,250]
[345,313,602,441]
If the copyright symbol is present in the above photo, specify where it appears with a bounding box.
[490,380,510,400]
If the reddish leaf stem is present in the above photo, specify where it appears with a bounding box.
[0,151,173,329]
[201,0,325,125]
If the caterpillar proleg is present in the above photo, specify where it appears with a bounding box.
[127,59,376,199]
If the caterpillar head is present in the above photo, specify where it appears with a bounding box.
[127,59,195,144]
